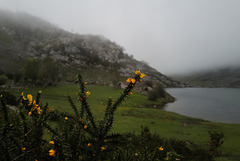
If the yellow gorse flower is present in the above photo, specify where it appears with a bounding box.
[27,100,42,115]
[37,107,42,114]
[84,125,87,129]
[65,117,68,120]
[49,141,54,145]
[126,78,132,83]
[101,146,106,151]
[126,78,136,84]
[21,92,27,100]
[49,149,56,156]
[27,94,33,105]
[21,93,42,116]
[135,70,141,75]
[27,94,33,100]
[87,143,91,147]
[140,73,146,78]
[135,70,146,78]
[131,79,136,83]
[33,101,42,114]
[28,111,32,116]
[159,146,164,151]
[22,147,26,151]
[86,91,91,97]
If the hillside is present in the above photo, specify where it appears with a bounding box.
[0,10,182,88]
[173,67,240,88]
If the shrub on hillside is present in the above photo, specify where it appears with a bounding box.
[148,83,166,101]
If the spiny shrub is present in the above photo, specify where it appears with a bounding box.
[113,126,214,161]
[0,71,148,160]
[0,71,221,161]
[0,90,53,160]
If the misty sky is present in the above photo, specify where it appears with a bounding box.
[1,0,240,75]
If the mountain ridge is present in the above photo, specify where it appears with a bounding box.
[173,66,240,88]
[0,10,182,88]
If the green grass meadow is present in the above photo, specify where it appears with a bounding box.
[7,84,240,161]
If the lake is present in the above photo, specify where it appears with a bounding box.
[165,88,240,123]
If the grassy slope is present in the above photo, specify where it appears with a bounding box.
[7,84,240,161]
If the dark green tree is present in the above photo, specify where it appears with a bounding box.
[23,58,40,82]
[39,57,61,86]
[148,83,166,101]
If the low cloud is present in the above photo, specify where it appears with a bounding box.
[1,0,240,75]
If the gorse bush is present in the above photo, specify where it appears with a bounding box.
[0,71,222,161]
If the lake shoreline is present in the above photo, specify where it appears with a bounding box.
[165,87,240,124]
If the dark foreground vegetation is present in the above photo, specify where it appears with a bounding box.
[0,71,227,161]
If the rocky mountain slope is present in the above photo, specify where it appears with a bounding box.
[0,10,182,87]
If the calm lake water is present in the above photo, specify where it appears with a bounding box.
[165,88,240,123]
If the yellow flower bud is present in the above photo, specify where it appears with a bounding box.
[49,141,54,145]
[27,94,33,105]
[101,146,106,151]
[135,70,141,75]
[28,111,32,116]
[159,146,164,151]
[131,79,136,84]
[86,91,91,97]
[140,73,146,78]
[126,78,132,83]
[49,149,56,156]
